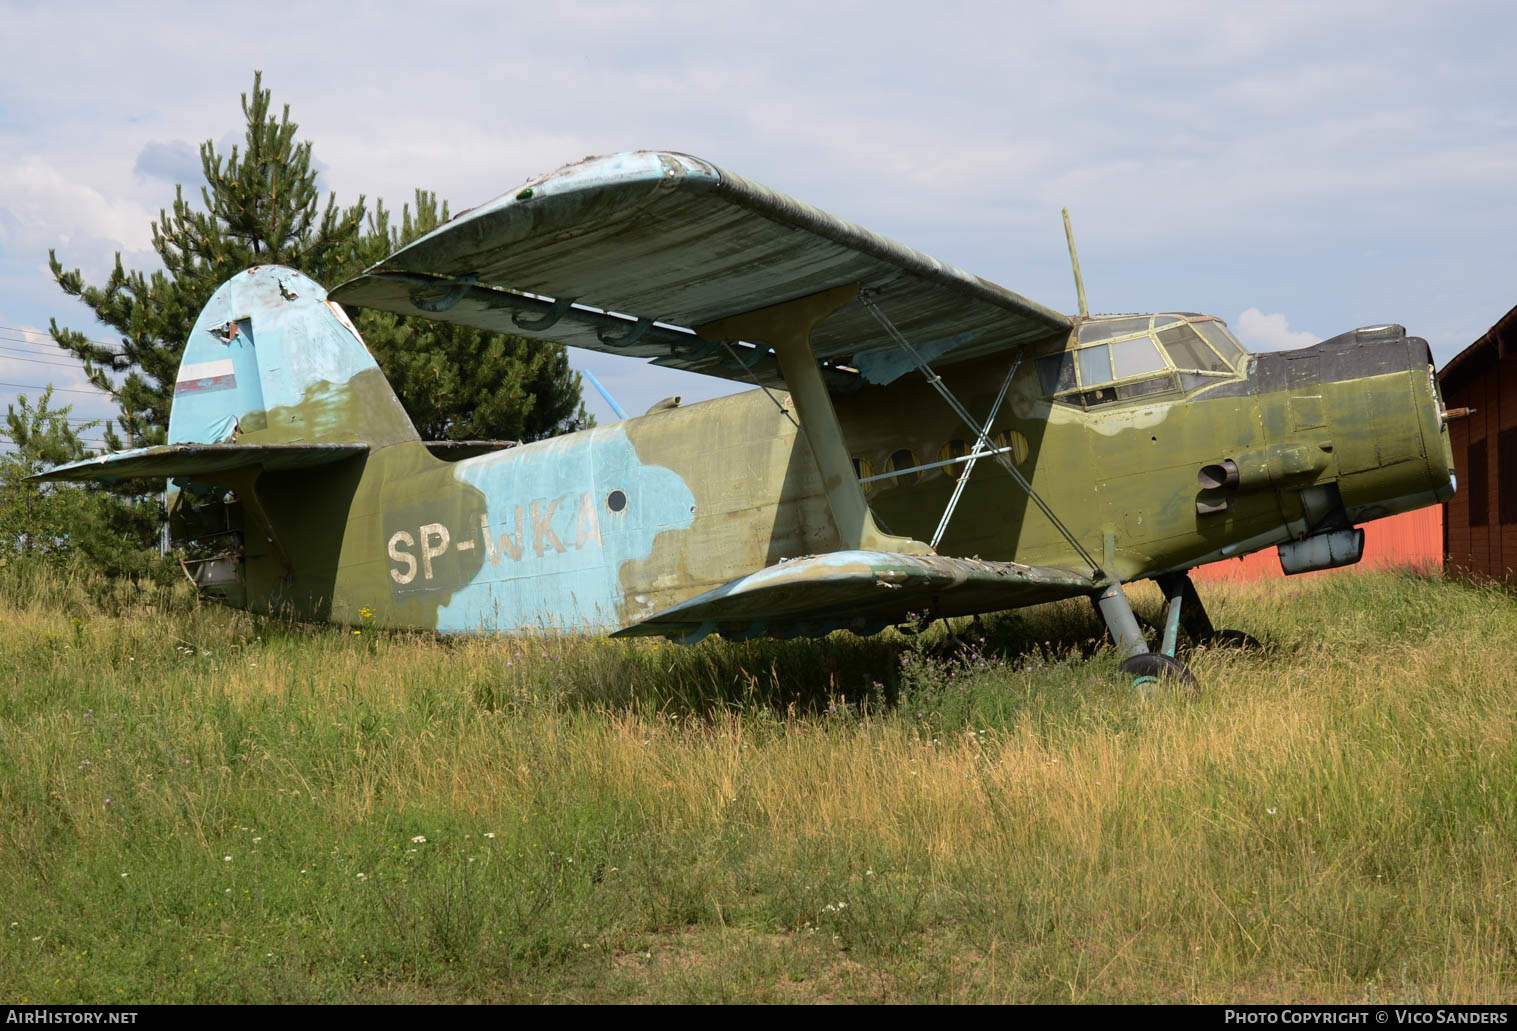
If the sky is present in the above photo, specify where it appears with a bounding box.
[2,0,1515,440]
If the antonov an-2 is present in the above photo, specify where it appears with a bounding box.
[37,152,1457,686]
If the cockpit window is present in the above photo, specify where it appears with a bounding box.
[1041,314,1243,408]
[1193,319,1245,364]
[1158,324,1230,373]
[1110,336,1167,379]
[1037,351,1076,395]
[1078,344,1112,387]
[1077,316,1150,345]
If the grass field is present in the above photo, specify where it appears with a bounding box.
[0,562,1513,1004]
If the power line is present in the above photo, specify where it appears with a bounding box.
[0,380,112,397]
[0,351,97,370]
[0,324,121,348]
[0,335,125,361]
[0,338,79,356]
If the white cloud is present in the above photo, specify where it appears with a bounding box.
[0,156,155,257]
[1234,308,1319,352]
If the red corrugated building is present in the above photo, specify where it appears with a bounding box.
[1191,506,1442,583]
[1440,302,1517,583]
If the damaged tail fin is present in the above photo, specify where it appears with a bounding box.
[167,265,419,449]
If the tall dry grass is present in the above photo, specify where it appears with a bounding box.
[0,560,1512,1002]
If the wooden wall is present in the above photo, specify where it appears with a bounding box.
[1443,347,1517,583]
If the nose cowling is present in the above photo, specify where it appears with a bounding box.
[1248,325,1453,522]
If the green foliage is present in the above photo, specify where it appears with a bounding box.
[354,193,589,441]
[0,389,165,580]
[47,70,586,451]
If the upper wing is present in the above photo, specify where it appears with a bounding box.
[330,151,1070,388]
[612,550,1096,643]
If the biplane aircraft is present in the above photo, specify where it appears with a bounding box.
[35,151,1457,686]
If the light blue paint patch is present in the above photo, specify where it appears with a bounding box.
[436,426,695,632]
[398,152,720,262]
[167,266,377,444]
[851,328,986,385]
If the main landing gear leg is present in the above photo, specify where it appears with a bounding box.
[1154,572,1261,652]
[1092,580,1197,693]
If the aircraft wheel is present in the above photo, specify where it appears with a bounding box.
[1202,629,1262,651]
[1120,652,1198,695]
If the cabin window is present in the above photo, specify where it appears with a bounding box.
[994,428,1030,465]
[939,439,968,479]
[887,449,919,487]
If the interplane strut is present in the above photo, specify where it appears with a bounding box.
[857,291,1103,576]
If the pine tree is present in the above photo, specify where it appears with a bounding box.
[48,70,586,451]
[356,192,590,442]
[0,389,163,578]
[48,71,367,449]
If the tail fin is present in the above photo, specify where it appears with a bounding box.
[31,266,419,614]
[168,265,419,449]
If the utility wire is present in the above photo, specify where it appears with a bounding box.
[0,324,121,348]
[0,380,112,397]
[0,351,100,370]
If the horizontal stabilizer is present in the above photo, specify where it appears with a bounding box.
[28,442,368,484]
[613,550,1095,643]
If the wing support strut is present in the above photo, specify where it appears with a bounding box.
[858,289,1103,576]
[698,285,932,555]
[930,348,1023,549]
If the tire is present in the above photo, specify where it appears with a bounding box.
[1120,651,1199,694]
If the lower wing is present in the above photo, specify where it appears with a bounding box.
[613,550,1095,642]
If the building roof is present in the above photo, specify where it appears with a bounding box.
[1440,301,1517,396]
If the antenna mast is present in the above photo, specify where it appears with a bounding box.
[1062,208,1089,318]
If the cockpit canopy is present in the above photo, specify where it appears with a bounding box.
[1038,314,1248,408]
